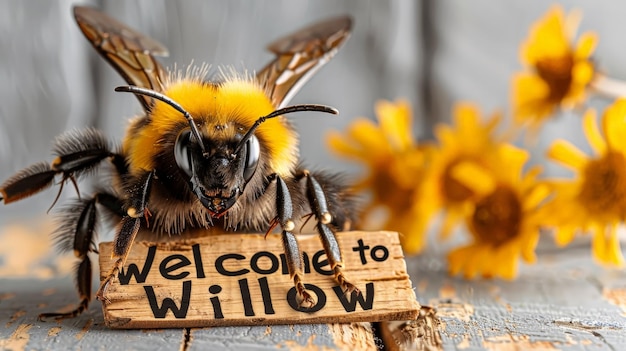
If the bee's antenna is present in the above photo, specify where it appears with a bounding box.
[233,104,338,157]
[115,86,208,155]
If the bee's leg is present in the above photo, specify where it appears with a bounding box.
[39,192,125,321]
[0,162,57,204]
[274,175,317,308]
[300,170,359,295]
[96,170,154,302]
[0,128,122,208]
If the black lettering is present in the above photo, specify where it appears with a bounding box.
[144,280,191,318]
[258,277,275,315]
[287,284,326,313]
[371,245,389,262]
[208,285,224,319]
[251,251,279,275]
[159,254,191,280]
[312,250,332,275]
[352,239,370,264]
[302,252,311,273]
[279,254,289,275]
[239,279,255,316]
[192,243,206,278]
[333,282,374,312]
[215,253,250,276]
[118,245,156,284]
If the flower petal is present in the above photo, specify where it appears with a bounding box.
[376,99,414,150]
[547,140,587,170]
[447,246,472,277]
[554,225,577,246]
[495,246,520,280]
[522,5,569,63]
[602,99,626,152]
[497,144,530,183]
[521,230,539,263]
[439,208,462,240]
[592,225,625,267]
[523,182,550,211]
[574,32,598,59]
[571,61,594,89]
[582,109,606,155]
[512,73,553,125]
[450,161,496,197]
[326,131,366,160]
[395,214,428,255]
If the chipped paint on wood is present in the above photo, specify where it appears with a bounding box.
[75,319,93,340]
[379,306,443,351]
[406,244,626,350]
[429,299,474,323]
[6,310,26,327]
[0,324,32,351]
[47,327,62,338]
[481,335,562,350]
[2,228,626,350]
[277,335,320,351]
[328,323,377,350]
[603,287,626,316]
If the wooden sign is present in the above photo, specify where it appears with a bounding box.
[98,231,420,329]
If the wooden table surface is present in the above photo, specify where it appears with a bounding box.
[1,223,625,350]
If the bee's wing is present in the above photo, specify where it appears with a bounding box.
[256,16,352,109]
[74,6,169,112]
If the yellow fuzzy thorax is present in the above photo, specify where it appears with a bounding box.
[124,78,299,177]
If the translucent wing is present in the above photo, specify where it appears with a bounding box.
[74,6,169,112]
[256,16,352,109]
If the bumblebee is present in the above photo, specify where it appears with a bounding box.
[0,6,356,319]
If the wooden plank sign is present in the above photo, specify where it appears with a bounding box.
[98,231,420,329]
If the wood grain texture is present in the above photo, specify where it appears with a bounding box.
[3,229,626,349]
[97,231,420,329]
[0,279,381,350]
[0,279,183,351]
[407,240,626,350]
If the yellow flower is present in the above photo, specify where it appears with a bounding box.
[447,146,549,279]
[327,100,431,254]
[545,100,626,267]
[420,102,503,239]
[513,5,597,130]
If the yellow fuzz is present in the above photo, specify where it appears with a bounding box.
[124,78,299,177]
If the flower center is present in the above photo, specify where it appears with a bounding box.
[442,160,474,203]
[579,151,626,217]
[471,185,522,246]
[535,55,573,103]
[371,165,415,209]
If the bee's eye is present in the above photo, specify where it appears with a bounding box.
[174,130,193,177]
[243,135,260,182]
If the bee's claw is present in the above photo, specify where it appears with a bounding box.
[342,281,359,296]
[297,289,317,309]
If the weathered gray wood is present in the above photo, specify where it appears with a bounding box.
[0,278,184,351]
[406,240,626,350]
[0,219,623,350]
[0,278,379,350]
[188,323,377,350]
[5,240,626,350]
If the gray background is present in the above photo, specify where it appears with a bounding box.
[2,3,626,349]
[1,0,625,220]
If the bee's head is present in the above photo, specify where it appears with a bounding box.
[173,126,260,217]
[116,85,337,217]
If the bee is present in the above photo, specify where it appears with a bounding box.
[0,6,356,319]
